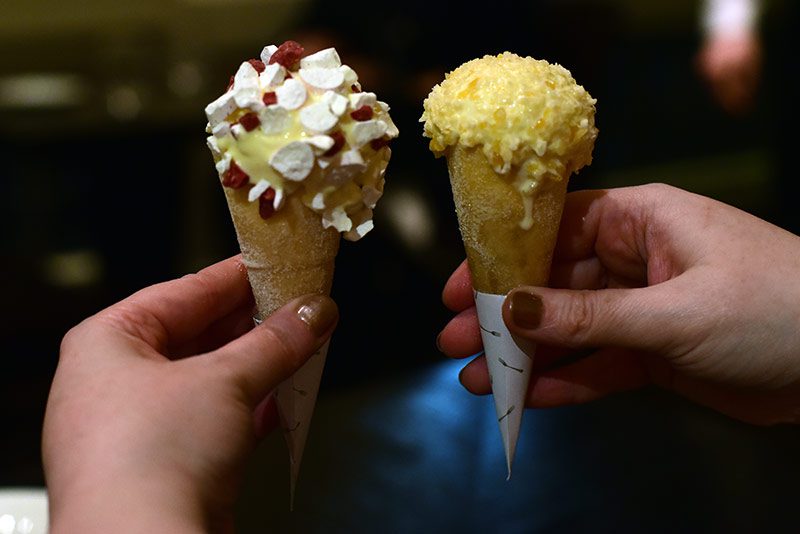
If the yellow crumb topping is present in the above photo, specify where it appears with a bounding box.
[421,52,597,182]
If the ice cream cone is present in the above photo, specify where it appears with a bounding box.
[447,144,568,475]
[422,52,597,476]
[206,40,398,504]
[224,188,337,502]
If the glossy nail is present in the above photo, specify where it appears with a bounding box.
[296,295,338,337]
[508,290,543,330]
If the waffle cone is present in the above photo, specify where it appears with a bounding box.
[223,187,340,315]
[446,145,567,293]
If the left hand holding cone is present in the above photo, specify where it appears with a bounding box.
[43,255,338,533]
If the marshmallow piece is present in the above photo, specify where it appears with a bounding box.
[273,187,285,210]
[248,179,270,202]
[323,206,352,232]
[339,65,358,87]
[260,45,278,64]
[276,79,307,110]
[259,63,285,88]
[340,148,365,168]
[232,62,260,108]
[362,185,383,208]
[383,115,400,138]
[207,136,221,156]
[259,105,290,135]
[205,92,236,126]
[349,91,377,110]
[212,121,231,139]
[300,48,342,69]
[299,67,345,90]
[323,91,348,116]
[300,101,339,133]
[354,219,374,238]
[270,141,315,181]
[230,123,246,138]
[302,135,335,154]
[311,192,326,210]
[350,120,389,147]
[215,152,231,174]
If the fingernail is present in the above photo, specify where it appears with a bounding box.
[435,333,444,352]
[296,295,338,337]
[508,290,543,330]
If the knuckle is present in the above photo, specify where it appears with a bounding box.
[558,291,597,345]
[259,324,304,375]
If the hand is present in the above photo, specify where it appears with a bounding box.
[696,30,762,116]
[438,184,800,426]
[43,256,338,533]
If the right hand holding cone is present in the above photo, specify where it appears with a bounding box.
[438,184,800,427]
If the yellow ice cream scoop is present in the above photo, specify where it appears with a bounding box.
[422,52,597,230]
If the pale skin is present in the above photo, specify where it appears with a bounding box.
[696,29,762,115]
[43,256,338,533]
[439,184,800,425]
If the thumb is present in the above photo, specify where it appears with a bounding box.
[207,294,338,406]
[502,284,684,353]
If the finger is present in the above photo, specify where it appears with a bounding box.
[437,306,482,358]
[170,301,256,359]
[552,189,608,261]
[549,257,607,290]
[108,256,252,351]
[442,260,475,312]
[503,281,692,353]
[458,354,491,395]
[206,294,338,406]
[526,347,650,408]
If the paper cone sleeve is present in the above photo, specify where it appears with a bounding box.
[446,145,568,475]
[223,186,339,501]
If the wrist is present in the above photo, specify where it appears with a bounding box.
[48,470,210,534]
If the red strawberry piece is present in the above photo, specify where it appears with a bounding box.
[222,161,249,189]
[351,84,361,93]
[258,188,277,219]
[370,137,391,150]
[226,75,235,92]
[323,131,346,157]
[350,105,373,121]
[262,91,277,106]
[248,59,266,73]
[238,112,260,132]
[268,41,304,69]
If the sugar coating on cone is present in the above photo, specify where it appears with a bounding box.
[421,53,597,474]
[205,41,398,502]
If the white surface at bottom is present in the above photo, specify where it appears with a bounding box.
[0,489,48,534]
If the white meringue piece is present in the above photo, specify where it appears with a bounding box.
[204,92,236,126]
[215,152,231,173]
[302,135,335,154]
[207,136,221,156]
[350,120,389,147]
[339,65,358,87]
[259,105,290,135]
[260,45,278,64]
[300,48,342,69]
[275,79,307,110]
[259,63,285,88]
[348,91,377,110]
[248,179,270,202]
[299,67,345,90]
[323,91,349,116]
[232,62,260,108]
[270,141,315,181]
[300,101,339,133]
[212,121,231,139]
[323,206,352,232]
[311,192,326,210]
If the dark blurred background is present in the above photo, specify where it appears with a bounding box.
[2,0,799,532]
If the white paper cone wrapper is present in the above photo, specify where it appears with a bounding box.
[275,339,329,506]
[474,291,536,478]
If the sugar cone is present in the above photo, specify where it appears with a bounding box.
[446,144,568,475]
[223,186,339,502]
